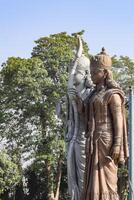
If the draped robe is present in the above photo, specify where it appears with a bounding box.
[82,88,128,200]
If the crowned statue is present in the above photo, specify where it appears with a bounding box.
[82,48,128,200]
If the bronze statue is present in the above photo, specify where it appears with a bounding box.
[82,48,129,200]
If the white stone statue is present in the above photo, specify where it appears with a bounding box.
[66,36,93,200]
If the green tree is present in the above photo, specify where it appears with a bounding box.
[0,50,69,199]
[0,56,51,160]
[112,55,134,92]
[0,151,20,198]
[0,57,54,199]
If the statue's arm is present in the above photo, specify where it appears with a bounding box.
[109,94,123,161]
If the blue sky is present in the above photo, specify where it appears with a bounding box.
[0,0,134,65]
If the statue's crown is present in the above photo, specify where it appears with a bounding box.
[91,48,112,70]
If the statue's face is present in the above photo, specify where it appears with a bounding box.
[91,68,105,84]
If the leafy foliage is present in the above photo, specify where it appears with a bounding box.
[0,57,52,160]
[112,56,134,92]
[0,151,21,195]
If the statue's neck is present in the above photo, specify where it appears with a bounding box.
[96,80,106,91]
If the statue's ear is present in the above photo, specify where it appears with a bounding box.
[103,69,107,77]
[104,69,113,79]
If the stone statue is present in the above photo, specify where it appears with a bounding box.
[66,36,93,200]
[82,48,129,200]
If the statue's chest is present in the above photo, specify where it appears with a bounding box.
[91,90,109,121]
[93,90,105,109]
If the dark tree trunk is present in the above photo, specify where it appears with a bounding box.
[15,182,24,200]
[0,190,9,200]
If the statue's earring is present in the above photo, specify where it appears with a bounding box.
[103,69,107,79]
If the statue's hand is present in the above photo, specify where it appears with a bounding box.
[110,145,120,163]
[68,88,76,100]
[65,132,73,142]
[65,120,74,142]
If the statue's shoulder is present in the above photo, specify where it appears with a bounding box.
[104,88,125,103]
